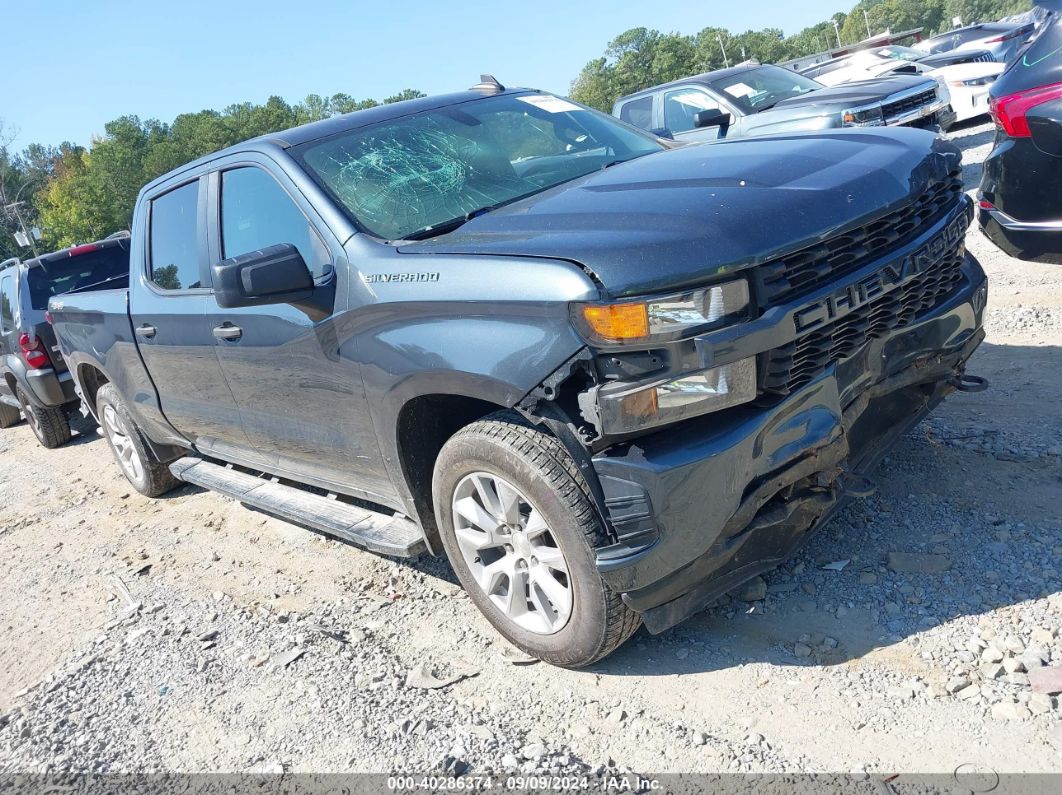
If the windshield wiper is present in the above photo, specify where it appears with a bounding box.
[399,186,554,242]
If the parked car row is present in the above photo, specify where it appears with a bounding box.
[1,69,996,667]
[613,63,947,142]
[794,19,1041,132]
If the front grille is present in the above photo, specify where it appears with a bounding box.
[757,172,963,307]
[881,88,938,121]
[973,52,994,63]
[762,249,966,395]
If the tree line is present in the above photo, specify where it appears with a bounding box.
[0,0,1030,256]
[0,90,424,258]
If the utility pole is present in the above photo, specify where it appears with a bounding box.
[863,9,872,39]
[717,33,729,68]
[832,19,842,48]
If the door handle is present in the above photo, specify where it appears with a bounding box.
[135,324,157,339]
[213,324,242,341]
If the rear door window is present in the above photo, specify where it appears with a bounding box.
[25,247,129,309]
[618,96,654,130]
[220,167,329,278]
[149,181,201,291]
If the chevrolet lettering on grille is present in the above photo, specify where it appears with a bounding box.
[793,214,967,333]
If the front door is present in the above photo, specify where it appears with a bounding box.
[129,177,253,456]
[205,161,390,502]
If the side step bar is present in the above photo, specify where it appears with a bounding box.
[170,456,426,557]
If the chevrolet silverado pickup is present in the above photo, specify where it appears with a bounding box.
[48,80,987,666]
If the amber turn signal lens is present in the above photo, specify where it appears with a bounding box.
[580,303,649,341]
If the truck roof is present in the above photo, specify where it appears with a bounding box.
[141,87,538,195]
[614,64,761,105]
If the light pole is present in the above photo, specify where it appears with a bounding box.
[864,9,872,39]
[3,178,41,257]
[832,19,842,48]
[6,201,40,258]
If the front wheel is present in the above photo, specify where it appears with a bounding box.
[96,383,179,497]
[432,412,640,667]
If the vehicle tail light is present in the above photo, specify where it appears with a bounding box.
[44,311,53,325]
[978,199,995,210]
[18,332,51,369]
[68,244,98,257]
[991,82,1062,137]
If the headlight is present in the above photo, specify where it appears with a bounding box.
[573,280,750,345]
[841,105,885,127]
[951,76,996,87]
[593,358,758,434]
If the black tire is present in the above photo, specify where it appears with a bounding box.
[16,387,71,449]
[96,383,179,497]
[432,412,640,667]
[0,401,20,429]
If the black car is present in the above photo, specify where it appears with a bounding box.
[978,2,1062,264]
[0,234,130,447]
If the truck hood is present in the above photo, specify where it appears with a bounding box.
[397,129,962,298]
[770,74,935,111]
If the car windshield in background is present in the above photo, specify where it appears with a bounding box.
[295,93,663,241]
[27,247,130,309]
[872,46,924,62]
[708,66,822,114]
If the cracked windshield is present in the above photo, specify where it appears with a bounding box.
[296,93,661,241]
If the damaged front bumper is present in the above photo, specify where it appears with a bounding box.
[590,254,988,634]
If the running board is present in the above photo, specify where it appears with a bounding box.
[169,456,425,557]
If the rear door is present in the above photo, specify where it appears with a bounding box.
[203,155,390,501]
[129,177,254,455]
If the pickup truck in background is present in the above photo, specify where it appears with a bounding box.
[612,63,947,142]
[49,81,987,666]
[0,234,129,447]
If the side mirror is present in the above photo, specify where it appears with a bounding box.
[694,109,732,130]
[212,243,314,309]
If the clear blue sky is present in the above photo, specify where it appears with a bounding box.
[2,0,844,149]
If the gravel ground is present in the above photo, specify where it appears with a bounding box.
[0,120,1059,781]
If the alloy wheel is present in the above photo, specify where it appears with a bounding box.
[102,404,144,484]
[451,472,573,635]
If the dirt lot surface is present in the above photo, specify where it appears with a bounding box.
[0,121,1059,780]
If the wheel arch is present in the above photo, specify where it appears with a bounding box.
[394,390,511,553]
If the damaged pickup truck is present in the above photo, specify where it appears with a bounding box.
[48,80,987,666]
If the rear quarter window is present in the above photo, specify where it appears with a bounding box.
[26,246,130,309]
[618,96,654,130]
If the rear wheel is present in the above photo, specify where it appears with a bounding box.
[0,401,20,429]
[432,412,640,667]
[96,383,179,497]
[15,387,71,448]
